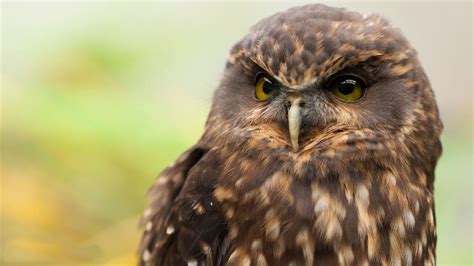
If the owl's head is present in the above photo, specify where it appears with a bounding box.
[205,4,442,174]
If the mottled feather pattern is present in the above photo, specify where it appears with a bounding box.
[139,4,442,266]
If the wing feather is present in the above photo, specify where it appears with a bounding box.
[139,147,229,265]
[139,147,206,265]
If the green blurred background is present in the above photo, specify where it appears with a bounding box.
[2,2,472,265]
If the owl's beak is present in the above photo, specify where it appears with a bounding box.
[287,97,303,152]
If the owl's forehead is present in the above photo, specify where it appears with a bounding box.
[228,4,413,88]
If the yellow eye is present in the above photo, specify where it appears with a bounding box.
[329,75,365,102]
[255,75,275,101]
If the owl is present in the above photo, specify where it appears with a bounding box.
[139,4,442,266]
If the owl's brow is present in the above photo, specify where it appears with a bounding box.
[231,48,410,89]
[251,52,380,90]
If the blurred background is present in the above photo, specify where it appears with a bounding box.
[2,2,472,265]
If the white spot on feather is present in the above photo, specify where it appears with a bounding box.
[142,249,151,261]
[404,210,415,229]
[166,225,175,235]
[427,208,434,226]
[314,197,329,213]
[356,184,370,207]
[387,173,397,186]
[145,221,152,231]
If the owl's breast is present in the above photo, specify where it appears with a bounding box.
[212,147,436,265]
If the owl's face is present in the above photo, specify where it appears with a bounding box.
[208,5,441,164]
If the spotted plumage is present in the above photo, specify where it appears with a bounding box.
[139,4,442,266]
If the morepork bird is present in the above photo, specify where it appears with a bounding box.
[139,4,442,266]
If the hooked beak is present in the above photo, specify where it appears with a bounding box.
[288,97,303,152]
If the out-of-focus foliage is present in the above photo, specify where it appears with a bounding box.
[2,2,472,265]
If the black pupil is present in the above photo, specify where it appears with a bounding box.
[338,80,356,95]
[262,80,273,94]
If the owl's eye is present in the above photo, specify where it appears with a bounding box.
[328,75,366,102]
[255,74,276,101]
